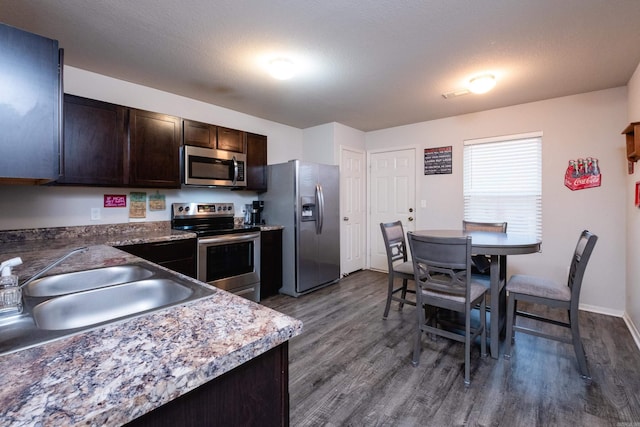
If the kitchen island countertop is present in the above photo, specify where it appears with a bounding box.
[0,232,302,426]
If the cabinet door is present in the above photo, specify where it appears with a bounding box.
[183,119,216,148]
[246,132,268,192]
[217,126,245,153]
[260,229,282,299]
[59,95,127,185]
[0,23,60,184]
[117,239,196,278]
[129,109,181,188]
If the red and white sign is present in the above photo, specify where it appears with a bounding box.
[104,194,127,208]
[564,157,601,191]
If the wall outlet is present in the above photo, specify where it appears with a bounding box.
[91,208,101,221]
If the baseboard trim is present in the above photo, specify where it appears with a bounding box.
[622,312,640,352]
[579,303,640,352]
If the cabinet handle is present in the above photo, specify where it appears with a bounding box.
[343,217,349,221]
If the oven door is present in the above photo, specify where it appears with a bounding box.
[197,231,260,302]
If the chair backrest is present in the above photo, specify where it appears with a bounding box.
[407,232,472,298]
[463,220,507,233]
[380,221,409,271]
[568,230,598,307]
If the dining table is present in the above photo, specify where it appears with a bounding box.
[410,229,541,359]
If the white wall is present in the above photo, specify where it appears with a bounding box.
[626,62,640,344]
[303,123,335,164]
[302,122,365,165]
[0,67,304,230]
[366,87,628,314]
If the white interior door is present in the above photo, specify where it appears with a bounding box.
[369,148,416,271]
[340,147,365,275]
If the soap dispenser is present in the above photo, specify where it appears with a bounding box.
[0,257,23,316]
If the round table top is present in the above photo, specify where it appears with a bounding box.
[410,229,541,255]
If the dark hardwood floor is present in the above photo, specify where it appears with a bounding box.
[262,270,640,427]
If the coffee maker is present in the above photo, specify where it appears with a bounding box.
[251,200,264,225]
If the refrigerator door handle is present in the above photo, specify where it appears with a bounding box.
[316,183,324,234]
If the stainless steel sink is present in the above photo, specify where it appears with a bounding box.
[24,264,155,296]
[32,279,193,330]
[0,262,215,355]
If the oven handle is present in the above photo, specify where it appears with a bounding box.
[198,232,260,245]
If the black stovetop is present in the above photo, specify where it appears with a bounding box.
[170,202,260,237]
[172,222,260,237]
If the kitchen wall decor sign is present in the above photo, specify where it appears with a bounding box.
[104,194,126,208]
[424,146,452,175]
[564,157,601,191]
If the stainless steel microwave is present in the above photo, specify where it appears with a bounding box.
[182,145,247,188]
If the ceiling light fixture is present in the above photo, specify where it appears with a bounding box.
[268,58,296,80]
[468,74,496,94]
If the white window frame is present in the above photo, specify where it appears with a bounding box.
[463,132,542,240]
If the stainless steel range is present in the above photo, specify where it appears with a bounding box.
[171,202,261,302]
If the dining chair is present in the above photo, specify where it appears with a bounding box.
[379,221,416,319]
[504,230,598,380]
[407,232,487,386]
[462,220,507,275]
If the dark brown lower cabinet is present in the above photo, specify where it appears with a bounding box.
[116,238,196,278]
[125,342,289,427]
[260,229,283,299]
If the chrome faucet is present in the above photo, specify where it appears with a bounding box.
[19,247,89,289]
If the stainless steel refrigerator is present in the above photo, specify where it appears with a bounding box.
[260,160,340,297]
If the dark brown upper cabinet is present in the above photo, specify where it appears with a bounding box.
[59,96,181,188]
[0,23,62,184]
[183,119,245,153]
[246,132,268,192]
[59,94,127,185]
[183,119,216,148]
[217,126,245,153]
[129,109,181,188]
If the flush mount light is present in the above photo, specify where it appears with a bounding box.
[268,58,296,80]
[468,74,496,94]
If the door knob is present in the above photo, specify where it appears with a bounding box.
[408,217,414,222]
[343,217,349,221]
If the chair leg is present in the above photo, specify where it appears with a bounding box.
[480,297,487,358]
[383,273,394,319]
[504,292,516,359]
[569,308,591,380]
[399,278,408,309]
[464,304,471,386]
[412,306,423,367]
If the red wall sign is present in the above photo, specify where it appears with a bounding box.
[104,194,127,208]
[564,157,601,191]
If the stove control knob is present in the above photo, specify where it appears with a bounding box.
[185,206,190,212]
[178,206,183,212]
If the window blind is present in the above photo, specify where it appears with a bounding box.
[463,135,542,240]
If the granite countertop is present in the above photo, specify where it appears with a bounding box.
[259,224,284,231]
[0,224,302,426]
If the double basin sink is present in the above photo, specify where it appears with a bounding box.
[0,262,215,355]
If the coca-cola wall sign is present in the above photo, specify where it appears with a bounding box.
[564,157,601,191]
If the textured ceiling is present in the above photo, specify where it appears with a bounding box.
[1,0,640,131]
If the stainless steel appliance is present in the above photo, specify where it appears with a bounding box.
[260,160,340,297]
[182,145,247,188]
[171,202,261,302]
